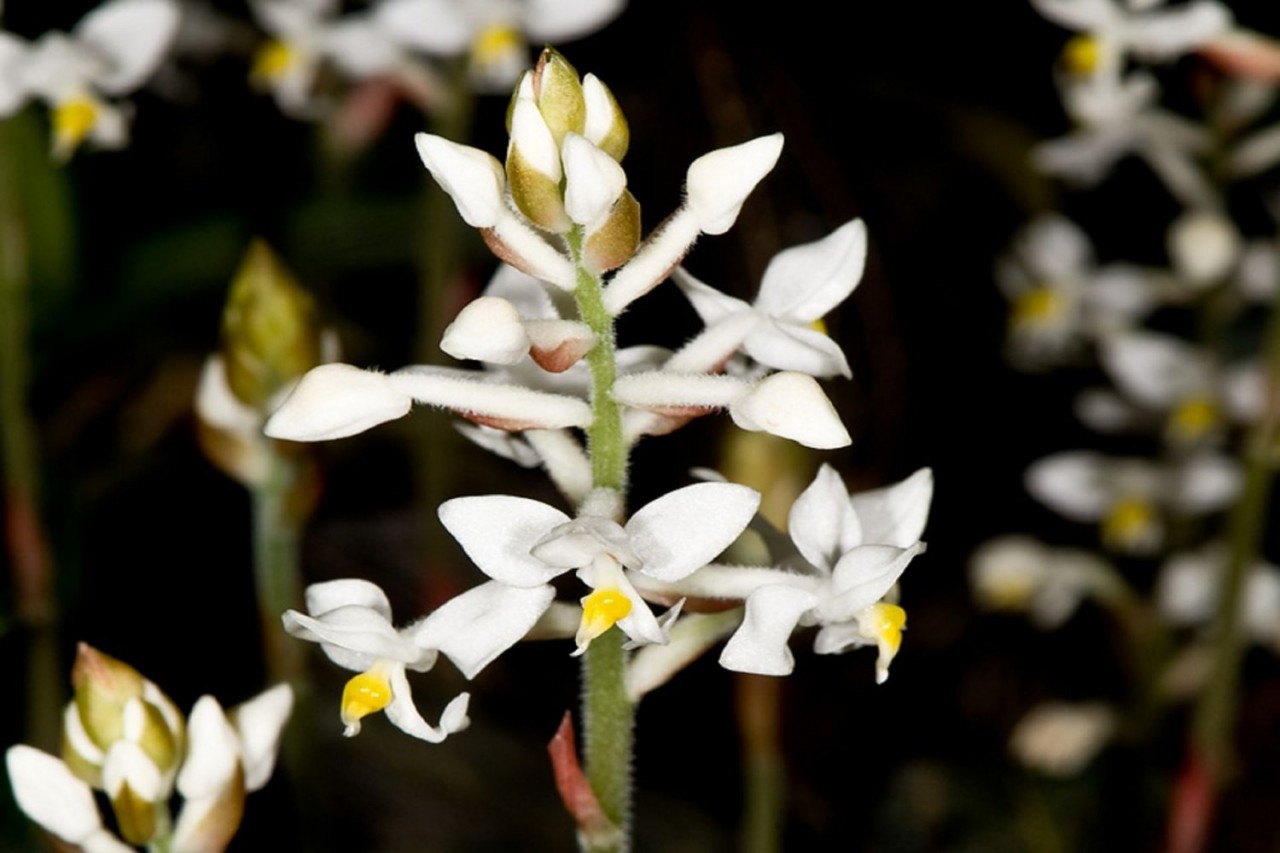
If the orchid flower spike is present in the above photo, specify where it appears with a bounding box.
[0,0,180,159]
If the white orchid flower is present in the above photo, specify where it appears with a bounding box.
[0,0,180,159]
[668,219,867,379]
[996,215,1165,368]
[969,536,1119,629]
[1035,71,1213,205]
[1079,330,1263,446]
[282,579,470,741]
[1025,451,1241,554]
[376,0,625,92]
[643,466,932,682]
[439,483,760,655]
[249,0,427,116]
[1031,0,1231,81]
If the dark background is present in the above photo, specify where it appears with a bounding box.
[4,0,1280,850]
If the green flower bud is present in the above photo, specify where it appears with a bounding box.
[221,241,322,409]
[532,48,586,147]
[583,74,629,162]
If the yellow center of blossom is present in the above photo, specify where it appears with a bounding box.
[1168,396,1222,444]
[865,603,906,685]
[575,587,633,652]
[252,40,296,84]
[471,24,522,70]
[983,575,1035,611]
[1062,35,1101,76]
[1012,287,1066,330]
[1102,496,1157,553]
[52,97,99,158]
[340,667,393,737]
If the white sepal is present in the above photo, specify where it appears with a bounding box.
[562,132,626,226]
[175,697,239,803]
[264,364,411,441]
[230,683,293,793]
[625,483,760,582]
[415,582,557,679]
[850,467,934,549]
[719,585,820,676]
[685,134,784,235]
[438,495,572,587]
[75,0,180,95]
[6,746,119,848]
[415,133,506,228]
[756,218,867,320]
[728,372,851,449]
[1167,209,1241,287]
[440,297,531,364]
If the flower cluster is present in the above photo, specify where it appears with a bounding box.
[973,0,1280,779]
[262,47,928,745]
[6,644,291,852]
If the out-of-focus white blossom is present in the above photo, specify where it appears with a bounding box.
[1010,701,1117,776]
[970,536,1118,629]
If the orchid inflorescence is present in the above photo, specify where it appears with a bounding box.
[259,47,933,787]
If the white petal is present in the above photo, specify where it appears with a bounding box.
[1155,550,1218,624]
[440,296,531,364]
[534,516,633,569]
[1124,2,1232,60]
[850,467,934,548]
[304,578,393,619]
[230,683,293,793]
[382,667,468,743]
[685,134,784,235]
[562,132,626,227]
[175,697,239,801]
[756,219,867,321]
[742,320,852,378]
[1015,214,1093,282]
[322,17,401,77]
[509,96,561,181]
[789,464,855,572]
[1173,455,1240,513]
[728,372,851,449]
[102,741,164,801]
[671,266,752,325]
[74,0,180,94]
[6,746,105,844]
[455,422,542,467]
[626,483,760,581]
[826,543,923,618]
[522,0,625,41]
[483,263,560,320]
[1024,452,1110,521]
[718,585,819,676]
[264,364,411,441]
[414,582,556,678]
[373,0,473,54]
[1101,331,1201,408]
[1075,387,1140,432]
[1010,702,1116,777]
[282,607,428,670]
[1028,0,1116,31]
[194,355,261,436]
[438,495,570,586]
[0,34,31,115]
[414,133,506,228]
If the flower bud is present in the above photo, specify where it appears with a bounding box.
[686,134,784,235]
[440,297,531,365]
[532,48,586,147]
[221,242,322,409]
[583,73,628,161]
[729,372,851,449]
[583,190,641,274]
[508,96,569,232]
[1167,209,1241,288]
[416,134,507,228]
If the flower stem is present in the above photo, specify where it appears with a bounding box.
[737,673,784,853]
[1189,249,1280,789]
[251,448,305,685]
[569,226,633,850]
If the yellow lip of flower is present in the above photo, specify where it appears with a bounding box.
[864,603,906,685]
[252,39,297,85]
[340,663,395,737]
[1167,395,1222,445]
[1102,496,1158,552]
[1011,286,1067,331]
[809,317,829,336]
[471,23,523,73]
[574,587,633,653]
[1062,34,1101,76]
[52,95,100,159]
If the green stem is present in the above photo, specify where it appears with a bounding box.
[569,226,632,850]
[251,449,305,686]
[737,673,783,853]
[1190,259,1280,787]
